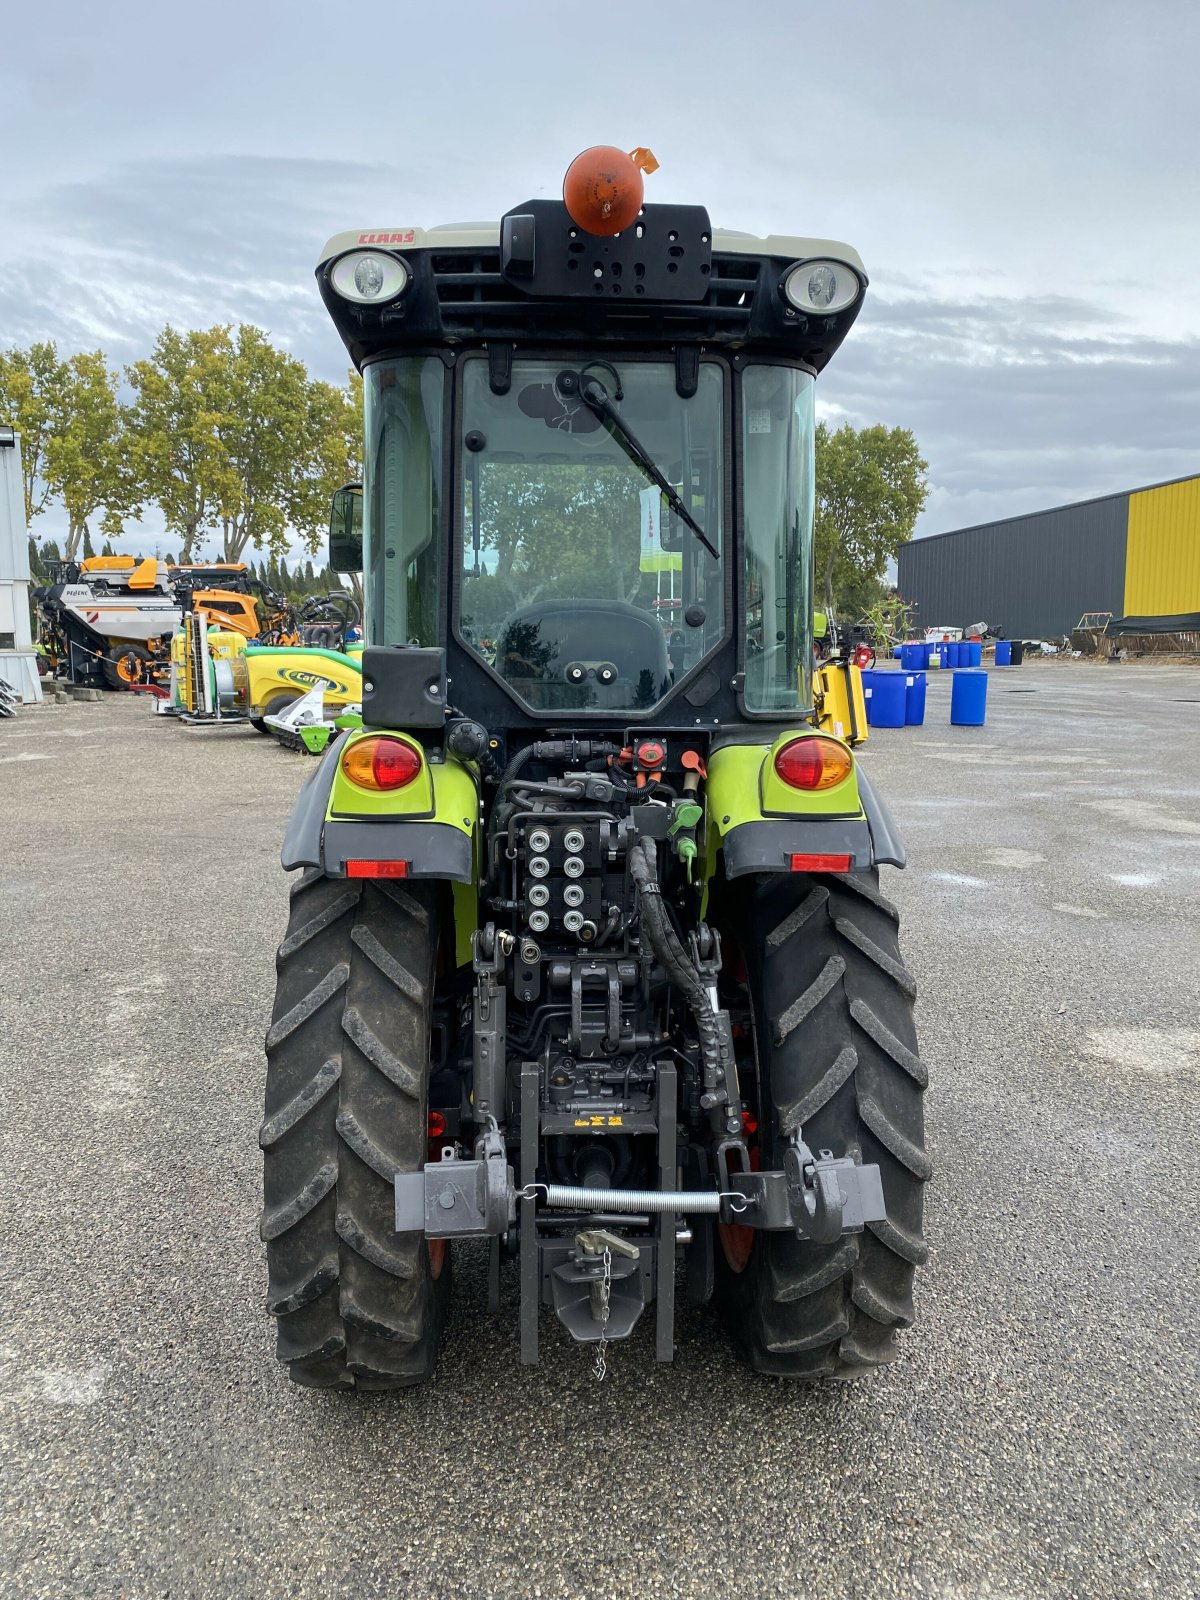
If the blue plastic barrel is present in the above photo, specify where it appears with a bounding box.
[966,639,982,667]
[951,669,988,726]
[904,671,927,725]
[900,642,924,672]
[866,670,906,728]
[954,642,968,667]
[995,640,1012,666]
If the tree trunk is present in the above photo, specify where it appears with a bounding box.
[223,517,251,564]
[65,521,86,563]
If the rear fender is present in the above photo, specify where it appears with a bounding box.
[704,729,905,879]
[281,731,481,966]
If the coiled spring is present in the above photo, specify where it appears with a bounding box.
[520,1182,732,1215]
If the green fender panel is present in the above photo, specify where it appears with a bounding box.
[703,729,874,882]
[280,731,481,965]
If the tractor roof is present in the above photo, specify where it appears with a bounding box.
[317,223,865,275]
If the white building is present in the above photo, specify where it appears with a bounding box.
[0,428,43,701]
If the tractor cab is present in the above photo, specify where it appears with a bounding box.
[318,157,867,742]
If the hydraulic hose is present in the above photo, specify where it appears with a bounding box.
[494,737,621,799]
[628,838,727,1096]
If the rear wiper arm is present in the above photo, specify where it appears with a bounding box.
[578,377,719,560]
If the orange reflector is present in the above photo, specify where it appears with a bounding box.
[346,860,410,878]
[773,735,853,791]
[789,853,852,873]
[340,734,423,791]
[563,144,656,236]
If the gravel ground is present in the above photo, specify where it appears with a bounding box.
[1,661,1198,1600]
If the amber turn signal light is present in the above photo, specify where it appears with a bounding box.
[773,736,853,791]
[340,735,423,792]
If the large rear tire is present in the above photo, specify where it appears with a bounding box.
[260,871,450,1389]
[714,870,928,1378]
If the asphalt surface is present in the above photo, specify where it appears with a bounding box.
[2,660,1198,1600]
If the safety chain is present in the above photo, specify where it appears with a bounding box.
[592,1246,612,1383]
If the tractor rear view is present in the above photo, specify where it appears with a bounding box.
[262,147,927,1388]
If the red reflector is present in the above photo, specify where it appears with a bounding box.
[789,853,852,873]
[346,860,410,878]
[427,1111,447,1138]
[741,1112,759,1136]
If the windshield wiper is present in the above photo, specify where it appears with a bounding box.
[576,376,719,560]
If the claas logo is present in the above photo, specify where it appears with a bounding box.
[357,231,415,246]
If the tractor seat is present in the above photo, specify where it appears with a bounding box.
[495,599,671,711]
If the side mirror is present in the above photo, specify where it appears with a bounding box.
[329,483,363,573]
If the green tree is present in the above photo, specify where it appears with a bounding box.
[43,351,140,561]
[82,526,96,559]
[126,325,238,564]
[100,539,116,557]
[214,329,359,563]
[0,342,67,526]
[27,536,44,581]
[814,422,929,617]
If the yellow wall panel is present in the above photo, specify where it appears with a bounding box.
[1124,476,1200,615]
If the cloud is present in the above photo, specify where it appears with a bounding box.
[820,287,1200,533]
[2,155,398,378]
[4,141,1198,554]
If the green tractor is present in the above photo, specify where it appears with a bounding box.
[262,147,927,1389]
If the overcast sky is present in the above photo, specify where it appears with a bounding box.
[3,0,1198,556]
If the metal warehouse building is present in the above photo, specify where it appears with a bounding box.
[897,472,1200,640]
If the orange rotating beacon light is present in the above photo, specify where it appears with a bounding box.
[563,145,660,237]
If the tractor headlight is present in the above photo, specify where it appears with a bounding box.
[782,259,861,315]
[329,250,410,305]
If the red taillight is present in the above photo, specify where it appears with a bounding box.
[773,735,853,791]
[427,1111,447,1138]
[341,734,423,791]
[741,1112,759,1136]
[789,852,853,873]
[346,859,410,878]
